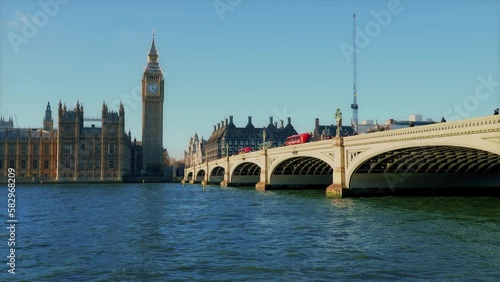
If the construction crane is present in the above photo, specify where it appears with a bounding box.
[351,13,359,134]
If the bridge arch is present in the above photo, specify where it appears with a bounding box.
[269,156,333,189]
[347,143,500,190]
[186,171,193,181]
[229,161,261,186]
[195,169,206,183]
[208,166,225,184]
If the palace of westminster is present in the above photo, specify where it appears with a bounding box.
[0,35,167,181]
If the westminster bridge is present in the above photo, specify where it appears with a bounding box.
[183,115,500,197]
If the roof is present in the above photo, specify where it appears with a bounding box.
[205,123,297,146]
[0,128,54,140]
[148,35,158,57]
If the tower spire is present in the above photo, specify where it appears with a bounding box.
[148,32,158,58]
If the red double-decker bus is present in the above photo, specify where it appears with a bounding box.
[285,133,312,146]
[238,147,252,154]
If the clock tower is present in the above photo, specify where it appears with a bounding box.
[142,33,165,175]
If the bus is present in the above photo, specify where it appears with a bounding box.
[238,147,252,154]
[285,133,312,146]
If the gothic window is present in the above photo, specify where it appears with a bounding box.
[21,160,26,169]
[9,159,15,168]
[0,160,3,169]
[64,143,72,157]
[44,160,49,169]
[108,160,115,169]
[44,144,50,154]
[65,160,71,169]
[9,143,15,155]
[33,144,39,155]
[108,144,115,155]
[21,143,27,154]
[32,160,38,170]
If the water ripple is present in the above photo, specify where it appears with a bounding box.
[0,184,498,281]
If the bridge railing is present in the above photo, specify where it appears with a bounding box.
[344,115,500,145]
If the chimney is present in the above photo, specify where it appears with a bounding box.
[213,125,216,132]
[287,117,291,125]
[248,116,252,124]
[274,122,278,127]
[217,123,220,130]
[229,115,234,124]
[315,118,319,128]
[225,118,228,127]
[269,116,273,125]
[280,120,284,128]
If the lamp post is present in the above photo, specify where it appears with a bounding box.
[262,127,267,149]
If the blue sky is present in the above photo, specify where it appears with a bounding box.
[1,0,498,159]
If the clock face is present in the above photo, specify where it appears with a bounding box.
[147,83,158,94]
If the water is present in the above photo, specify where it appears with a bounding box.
[0,183,499,281]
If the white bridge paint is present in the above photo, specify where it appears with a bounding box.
[184,115,500,196]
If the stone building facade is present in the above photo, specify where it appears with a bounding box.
[56,101,132,181]
[0,101,133,181]
[0,127,57,179]
[184,133,205,167]
[203,116,297,162]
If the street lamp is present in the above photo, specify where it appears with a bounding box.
[262,127,267,149]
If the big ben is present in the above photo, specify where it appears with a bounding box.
[142,33,164,175]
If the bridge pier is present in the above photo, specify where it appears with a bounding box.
[219,156,231,188]
[326,184,344,197]
[255,148,269,191]
[326,137,347,197]
[255,181,269,191]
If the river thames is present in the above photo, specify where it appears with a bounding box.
[1,183,499,281]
